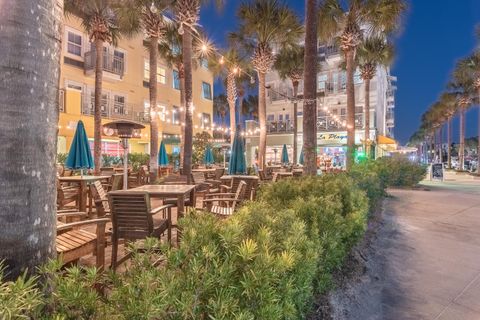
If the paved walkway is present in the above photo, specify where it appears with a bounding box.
[381,176,480,319]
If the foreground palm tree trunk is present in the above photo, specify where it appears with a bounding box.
[179,67,185,167]
[292,81,299,164]
[303,0,318,175]
[227,72,237,144]
[258,72,267,170]
[0,0,61,279]
[345,49,356,170]
[459,107,465,171]
[364,77,371,158]
[182,28,193,183]
[438,126,443,163]
[94,39,104,174]
[447,117,452,169]
[478,90,480,175]
[149,37,159,182]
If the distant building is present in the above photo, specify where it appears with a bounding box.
[244,44,397,168]
[58,15,214,156]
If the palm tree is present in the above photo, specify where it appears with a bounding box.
[241,95,259,120]
[118,0,170,181]
[318,0,406,170]
[439,92,457,168]
[274,46,305,165]
[455,52,480,173]
[356,36,394,158]
[0,0,61,279]
[213,94,228,127]
[209,49,251,142]
[174,0,224,182]
[231,0,303,170]
[302,0,318,175]
[65,0,130,174]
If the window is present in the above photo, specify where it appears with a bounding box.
[173,70,180,90]
[340,108,346,116]
[172,106,180,124]
[200,58,208,68]
[267,114,275,122]
[113,95,126,115]
[318,74,327,91]
[202,82,212,100]
[144,60,166,84]
[278,114,283,121]
[201,113,211,128]
[67,31,82,56]
[332,72,338,93]
[354,69,363,84]
[144,101,166,121]
[285,114,290,121]
[339,71,346,90]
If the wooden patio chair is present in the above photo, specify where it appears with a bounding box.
[108,191,174,269]
[221,177,258,201]
[203,181,247,217]
[56,211,109,269]
[57,180,79,210]
[258,169,273,182]
[214,168,225,180]
[90,181,111,218]
[191,172,222,197]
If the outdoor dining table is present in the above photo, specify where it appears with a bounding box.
[127,184,196,219]
[58,175,110,213]
[273,172,293,179]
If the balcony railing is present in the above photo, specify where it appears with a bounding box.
[316,114,363,131]
[267,120,294,133]
[59,89,65,112]
[82,98,149,124]
[84,51,124,77]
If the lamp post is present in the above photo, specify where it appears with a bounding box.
[104,120,145,190]
[273,148,278,164]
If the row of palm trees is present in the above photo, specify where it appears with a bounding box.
[409,29,480,174]
[64,0,405,180]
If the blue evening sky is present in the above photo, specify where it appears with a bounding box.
[200,0,480,144]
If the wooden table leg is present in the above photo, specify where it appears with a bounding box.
[79,181,87,212]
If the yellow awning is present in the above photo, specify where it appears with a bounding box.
[377,135,396,145]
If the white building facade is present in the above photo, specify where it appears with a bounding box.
[244,44,397,168]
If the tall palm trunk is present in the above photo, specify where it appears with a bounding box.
[228,99,236,143]
[345,49,356,170]
[227,73,237,144]
[292,80,299,164]
[459,107,465,171]
[433,128,437,162]
[438,126,443,163]
[425,139,430,163]
[178,66,185,167]
[182,28,193,183]
[94,39,104,174]
[447,119,451,168]
[364,77,371,158]
[149,37,159,182]
[0,0,61,279]
[258,71,267,170]
[303,0,318,175]
[478,89,480,174]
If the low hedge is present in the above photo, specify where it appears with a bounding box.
[2,157,426,319]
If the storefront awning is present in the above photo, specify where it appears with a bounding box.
[377,135,396,145]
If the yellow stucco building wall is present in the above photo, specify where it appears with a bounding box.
[58,16,214,157]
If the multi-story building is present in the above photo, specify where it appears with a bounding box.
[58,16,214,157]
[244,44,397,168]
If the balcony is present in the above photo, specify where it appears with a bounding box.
[84,51,124,77]
[267,120,294,134]
[316,113,364,131]
[59,89,65,112]
[82,98,149,124]
[318,45,341,61]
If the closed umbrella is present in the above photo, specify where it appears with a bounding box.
[65,120,94,175]
[281,144,289,164]
[204,146,214,165]
[158,140,169,166]
[228,128,247,175]
[299,147,304,165]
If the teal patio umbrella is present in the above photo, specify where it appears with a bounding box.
[228,128,247,175]
[281,144,289,164]
[65,120,94,175]
[158,140,169,166]
[299,147,304,165]
[204,146,214,165]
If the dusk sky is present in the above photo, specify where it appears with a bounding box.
[199,0,480,144]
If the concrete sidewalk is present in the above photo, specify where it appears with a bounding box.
[380,179,480,319]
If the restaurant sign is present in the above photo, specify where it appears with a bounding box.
[318,133,347,145]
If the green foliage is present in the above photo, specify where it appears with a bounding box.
[374,156,427,188]
[2,173,383,319]
[128,153,150,171]
[102,154,122,167]
[192,131,212,166]
[57,153,68,165]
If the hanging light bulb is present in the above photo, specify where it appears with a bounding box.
[201,44,208,52]
[219,56,224,64]
[150,1,158,13]
[250,76,255,84]
[178,23,184,35]
[233,67,238,74]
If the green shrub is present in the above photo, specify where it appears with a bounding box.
[2,175,373,319]
[57,153,68,165]
[374,156,427,187]
[101,154,122,167]
[128,153,150,171]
